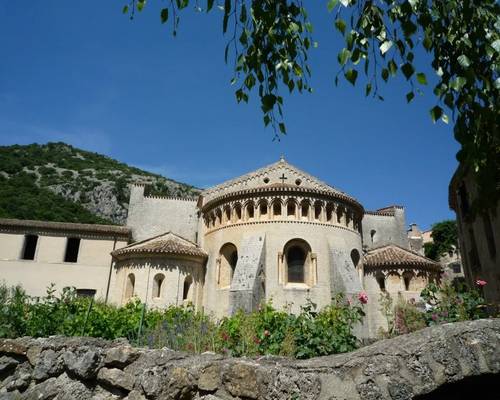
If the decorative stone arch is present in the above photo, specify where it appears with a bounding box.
[223,205,231,224]
[232,203,242,222]
[385,271,403,292]
[375,271,386,291]
[326,202,335,223]
[279,238,316,286]
[336,205,345,224]
[350,249,360,268]
[217,243,238,288]
[152,273,165,299]
[183,275,194,302]
[215,208,223,226]
[402,271,415,291]
[124,273,135,301]
[258,199,268,219]
[286,198,298,219]
[313,200,323,221]
[412,271,429,291]
[244,200,255,221]
[271,198,282,219]
[300,199,310,221]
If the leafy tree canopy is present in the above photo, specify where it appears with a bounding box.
[424,219,458,261]
[124,0,499,212]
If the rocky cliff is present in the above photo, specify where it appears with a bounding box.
[0,142,201,225]
[0,319,499,399]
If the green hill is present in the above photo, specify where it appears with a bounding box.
[0,142,200,224]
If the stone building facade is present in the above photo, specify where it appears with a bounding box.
[0,158,440,337]
[449,165,499,303]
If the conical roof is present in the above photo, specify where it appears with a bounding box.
[111,231,207,261]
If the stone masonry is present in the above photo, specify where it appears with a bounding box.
[1,319,499,399]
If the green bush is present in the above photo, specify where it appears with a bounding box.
[0,283,367,359]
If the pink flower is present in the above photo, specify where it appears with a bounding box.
[476,279,487,287]
[358,292,368,304]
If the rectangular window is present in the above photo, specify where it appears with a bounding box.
[452,263,462,274]
[76,289,96,298]
[64,238,81,263]
[21,234,38,260]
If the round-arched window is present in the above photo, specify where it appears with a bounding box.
[153,273,164,299]
[287,246,306,283]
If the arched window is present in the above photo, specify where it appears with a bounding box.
[386,272,403,292]
[183,275,193,302]
[370,229,376,244]
[259,200,268,218]
[210,213,216,228]
[376,273,386,291]
[218,243,238,288]
[272,201,282,218]
[336,206,344,224]
[287,246,306,282]
[216,208,222,226]
[246,201,255,220]
[224,206,231,224]
[125,273,135,300]
[283,239,312,285]
[153,273,164,298]
[287,199,296,218]
[234,203,242,221]
[403,272,413,291]
[301,200,309,220]
[314,201,322,221]
[350,249,360,268]
[326,203,334,222]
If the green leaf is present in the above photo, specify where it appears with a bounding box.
[261,94,276,113]
[365,83,372,96]
[491,39,500,53]
[207,0,214,12]
[160,8,169,24]
[406,91,415,103]
[344,69,358,86]
[416,73,427,85]
[122,5,129,14]
[327,0,339,12]
[401,63,415,80]
[335,19,346,34]
[279,123,286,134]
[379,41,393,55]
[381,68,389,82]
[137,1,146,12]
[388,60,397,76]
[305,22,313,33]
[338,48,351,66]
[441,114,449,124]
[430,105,443,122]
[457,54,471,68]
[223,14,229,33]
[263,115,271,126]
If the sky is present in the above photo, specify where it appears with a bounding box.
[0,1,460,230]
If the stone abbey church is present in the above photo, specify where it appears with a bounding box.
[0,158,439,337]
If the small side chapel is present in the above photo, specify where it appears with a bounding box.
[109,157,440,337]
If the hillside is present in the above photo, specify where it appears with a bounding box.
[0,142,201,224]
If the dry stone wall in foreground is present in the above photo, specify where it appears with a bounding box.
[0,319,499,400]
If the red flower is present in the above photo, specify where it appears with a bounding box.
[476,279,487,287]
[358,292,368,304]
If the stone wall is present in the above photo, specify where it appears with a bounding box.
[1,319,499,399]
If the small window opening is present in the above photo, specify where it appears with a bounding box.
[153,274,165,298]
[314,203,321,220]
[22,234,38,260]
[287,246,305,283]
[273,202,281,217]
[451,263,462,274]
[370,229,376,244]
[76,289,96,298]
[376,275,386,291]
[64,238,81,263]
[247,203,254,219]
[404,275,411,291]
[287,202,296,217]
[125,273,135,300]
[260,202,268,216]
[326,203,334,222]
[224,207,231,222]
[183,276,193,301]
[301,203,309,218]
[235,204,242,221]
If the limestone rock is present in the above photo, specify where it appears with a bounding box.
[198,364,221,392]
[33,350,64,381]
[63,350,101,380]
[104,346,140,369]
[0,356,19,376]
[223,363,258,399]
[97,367,134,392]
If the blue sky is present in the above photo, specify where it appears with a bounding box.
[0,1,459,230]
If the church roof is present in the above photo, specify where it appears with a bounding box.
[201,157,361,208]
[363,244,439,270]
[111,231,207,261]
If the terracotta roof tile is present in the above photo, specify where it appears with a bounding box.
[363,244,439,269]
[112,231,207,260]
